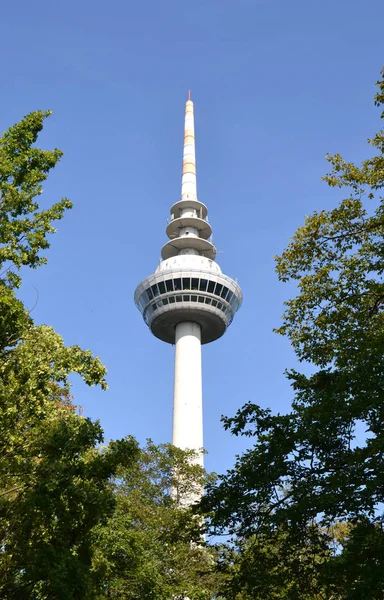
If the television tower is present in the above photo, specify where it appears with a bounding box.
[134,93,242,495]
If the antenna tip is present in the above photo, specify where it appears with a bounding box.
[188,89,191,101]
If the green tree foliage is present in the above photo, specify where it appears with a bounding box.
[93,441,224,600]
[324,518,384,599]
[218,526,334,600]
[0,110,71,289]
[202,69,384,599]
[0,112,138,598]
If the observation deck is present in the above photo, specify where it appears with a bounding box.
[135,256,242,344]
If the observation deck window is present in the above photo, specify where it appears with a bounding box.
[138,296,146,312]
[143,291,234,323]
[140,275,240,324]
[215,283,223,296]
[151,284,160,297]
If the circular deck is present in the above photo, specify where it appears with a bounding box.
[170,199,208,220]
[161,237,216,260]
[166,216,212,240]
[134,268,243,344]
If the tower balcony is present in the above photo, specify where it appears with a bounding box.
[170,199,208,220]
[161,237,216,260]
[166,216,212,240]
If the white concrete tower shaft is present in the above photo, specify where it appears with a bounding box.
[172,94,204,472]
[173,322,203,467]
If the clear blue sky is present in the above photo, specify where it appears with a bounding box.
[1,0,383,475]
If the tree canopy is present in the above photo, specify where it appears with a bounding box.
[93,441,223,600]
[0,111,138,598]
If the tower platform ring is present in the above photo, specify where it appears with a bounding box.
[161,237,216,260]
[170,199,208,220]
[166,216,212,240]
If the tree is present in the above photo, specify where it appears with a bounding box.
[0,111,138,598]
[217,526,335,600]
[202,68,384,598]
[93,441,224,600]
[0,110,71,289]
